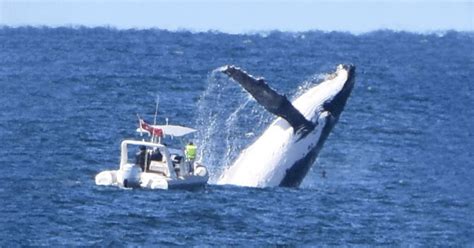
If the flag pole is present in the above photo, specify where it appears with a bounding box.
[137,114,143,137]
[153,96,160,143]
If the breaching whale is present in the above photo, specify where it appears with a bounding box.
[216,64,355,188]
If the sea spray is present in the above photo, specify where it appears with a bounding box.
[194,69,271,183]
[194,69,326,183]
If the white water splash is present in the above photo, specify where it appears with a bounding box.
[194,68,330,184]
[193,69,270,183]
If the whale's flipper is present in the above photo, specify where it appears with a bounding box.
[220,65,314,134]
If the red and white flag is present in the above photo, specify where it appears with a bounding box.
[139,118,163,137]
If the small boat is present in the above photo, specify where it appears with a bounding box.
[95,118,209,190]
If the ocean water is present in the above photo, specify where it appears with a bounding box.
[0,27,473,246]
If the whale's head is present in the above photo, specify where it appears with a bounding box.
[323,64,356,121]
[292,64,356,126]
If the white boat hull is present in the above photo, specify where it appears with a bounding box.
[95,165,209,190]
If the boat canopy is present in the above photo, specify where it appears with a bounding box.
[136,125,197,137]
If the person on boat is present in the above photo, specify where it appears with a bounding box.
[185,141,197,174]
[150,149,163,162]
[135,145,149,171]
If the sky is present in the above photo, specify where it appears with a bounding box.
[1,0,473,33]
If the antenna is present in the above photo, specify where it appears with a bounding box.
[153,95,160,125]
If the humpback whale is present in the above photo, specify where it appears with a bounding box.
[216,64,356,187]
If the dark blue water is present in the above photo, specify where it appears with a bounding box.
[1,27,473,246]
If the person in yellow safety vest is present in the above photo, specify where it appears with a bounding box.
[185,141,197,174]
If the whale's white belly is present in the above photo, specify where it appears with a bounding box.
[217,112,328,187]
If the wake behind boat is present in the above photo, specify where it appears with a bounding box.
[95,117,209,190]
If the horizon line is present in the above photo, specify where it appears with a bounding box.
[1,24,473,36]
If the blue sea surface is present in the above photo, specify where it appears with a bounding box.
[0,27,473,246]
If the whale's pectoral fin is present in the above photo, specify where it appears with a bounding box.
[220,65,314,134]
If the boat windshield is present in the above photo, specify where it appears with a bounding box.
[161,136,184,150]
[127,145,140,164]
[126,144,163,165]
